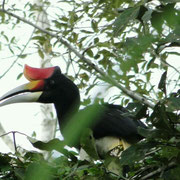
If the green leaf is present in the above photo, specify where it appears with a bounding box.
[0,154,11,166]
[147,57,156,70]
[17,73,23,80]
[174,25,180,36]
[32,36,46,42]
[18,54,27,59]
[151,10,164,33]
[38,49,44,59]
[80,129,99,160]
[151,102,172,130]
[104,156,123,176]
[127,102,148,119]
[9,45,14,54]
[158,71,167,95]
[113,6,140,36]
[0,11,5,23]
[79,73,89,81]
[137,5,148,21]
[14,168,26,179]
[160,146,179,160]
[10,36,15,43]
[91,19,98,32]
[167,97,180,111]
[69,11,78,25]
[24,151,44,161]
[2,33,9,42]
[86,49,94,57]
[80,30,94,34]
[163,165,180,180]
[24,162,52,180]
[61,16,69,22]
[142,9,153,22]
[120,142,156,165]
[27,137,77,161]
[138,127,170,140]
[94,37,99,44]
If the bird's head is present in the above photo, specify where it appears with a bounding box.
[0,65,80,120]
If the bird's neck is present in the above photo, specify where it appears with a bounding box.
[54,98,80,129]
[53,76,80,130]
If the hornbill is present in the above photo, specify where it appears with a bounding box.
[0,65,146,159]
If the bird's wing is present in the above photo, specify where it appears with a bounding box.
[91,104,146,144]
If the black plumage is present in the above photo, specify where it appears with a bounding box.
[91,104,146,144]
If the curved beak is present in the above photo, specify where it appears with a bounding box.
[0,64,55,107]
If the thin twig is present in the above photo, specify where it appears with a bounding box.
[140,161,176,180]
[2,0,5,10]
[0,130,28,138]
[0,8,155,109]
[161,59,180,74]
[12,132,17,152]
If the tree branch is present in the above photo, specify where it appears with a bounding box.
[0,8,155,108]
[140,161,176,180]
[2,0,6,10]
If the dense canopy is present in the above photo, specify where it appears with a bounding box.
[0,0,179,179]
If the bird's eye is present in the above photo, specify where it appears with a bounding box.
[50,80,55,86]
[47,80,55,89]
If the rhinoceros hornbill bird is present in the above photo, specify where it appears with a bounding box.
[0,65,146,159]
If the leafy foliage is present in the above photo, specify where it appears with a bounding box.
[0,0,180,179]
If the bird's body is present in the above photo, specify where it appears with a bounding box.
[0,65,146,159]
[90,104,146,143]
[69,104,146,159]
